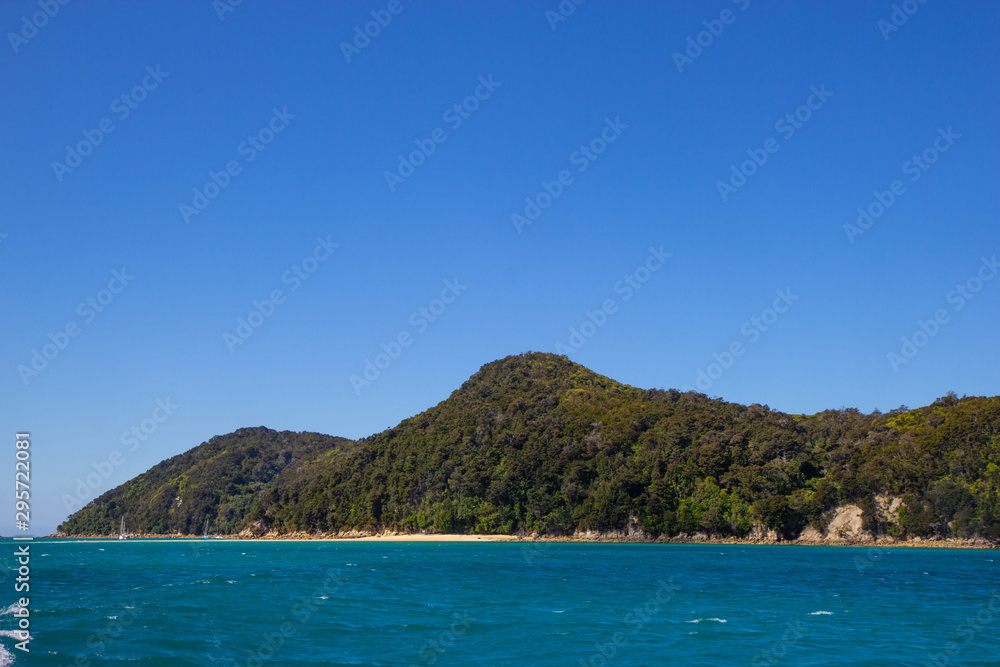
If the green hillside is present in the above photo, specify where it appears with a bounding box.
[59,353,1000,540]
[58,427,353,535]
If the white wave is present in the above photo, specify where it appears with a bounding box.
[552,610,566,614]
[686,618,727,623]
[809,611,833,615]
[0,645,13,667]
[0,630,29,640]
[0,604,23,616]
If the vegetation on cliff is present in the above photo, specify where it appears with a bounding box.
[59,353,1000,541]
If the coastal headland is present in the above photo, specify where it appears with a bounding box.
[57,354,1000,548]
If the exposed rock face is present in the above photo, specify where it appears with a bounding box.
[824,504,867,541]
[796,502,892,544]
[570,514,653,542]
[240,521,269,538]
[746,524,781,542]
[875,494,903,524]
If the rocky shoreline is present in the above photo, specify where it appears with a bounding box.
[49,500,998,549]
[47,530,997,549]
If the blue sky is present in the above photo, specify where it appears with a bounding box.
[3,1,998,535]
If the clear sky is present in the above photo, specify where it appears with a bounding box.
[3,1,998,535]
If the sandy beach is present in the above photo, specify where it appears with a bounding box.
[48,532,520,542]
[351,533,517,542]
[46,532,996,548]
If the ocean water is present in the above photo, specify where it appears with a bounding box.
[2,539,999,666]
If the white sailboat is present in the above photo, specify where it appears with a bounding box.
[203,517,210,540]
[118,517,130,540]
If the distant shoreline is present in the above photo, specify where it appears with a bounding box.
[43,532,998,549]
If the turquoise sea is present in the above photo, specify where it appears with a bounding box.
[3,539,998,666]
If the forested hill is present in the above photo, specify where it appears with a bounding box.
[59,427,354,535]
[59,353,1000,540]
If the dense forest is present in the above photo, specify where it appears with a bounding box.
[59,428,354,535]
[59,353,1000,541]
